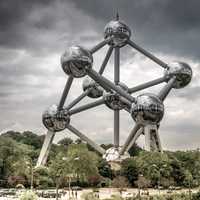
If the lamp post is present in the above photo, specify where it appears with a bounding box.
[25,159,34,190]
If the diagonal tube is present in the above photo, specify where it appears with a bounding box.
[58,75,74,110]
[126,127,144,153]
[37,130,55,166]
[158,76,176,101]
[90,37,112,54]
[99,46,113,75]
[67,124,105,155]
[68,98,105,115]
[127,40,168,69]
[128,76,168,94]
[65,90,90,110]
[119,123,141,155]
[87,69,136,103]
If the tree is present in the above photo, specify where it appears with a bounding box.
[0,136,35,185]
[98,159,114,179]
[67,143,99,184]
[128,144,143,157]
[135,175,150,197]
[58,137,73,146]
[49,152,71,200]
[135,152,172,187]
[135,175,150,189]
[121,158,139,186]
[112,176,129,191]
[34,166,53,189]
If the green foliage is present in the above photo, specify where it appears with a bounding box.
[135,152,172,186]
[19,190,38,200]
[1,130,200,191]
[81,192,99,200]
[58,137,73,146]
[34,166,53,189]
[128,144,143,157]
[98,158,114,179]
[2,131,44,149]
[121,158,139,186]
[67,143,99,182]
[112,176,129,188]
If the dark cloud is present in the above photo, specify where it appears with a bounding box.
[68,0,200,60]
[0,0,199,150]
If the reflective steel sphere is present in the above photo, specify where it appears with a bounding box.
[42,105,70,132]
[131,94,164,125]
[165,62,192,89]
[104,20,131,47]
[61,46,93,78]
[103,147,130,162]
[104,82,129,110]
[82,76,104,98]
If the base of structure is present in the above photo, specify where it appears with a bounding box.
[103,147,130,162]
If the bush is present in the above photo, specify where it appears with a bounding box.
[81,192,99,200]
[19,190,38,200]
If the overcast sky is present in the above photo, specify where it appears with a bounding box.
[0,0,200,151]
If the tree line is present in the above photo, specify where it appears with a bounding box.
[0,130,200,190]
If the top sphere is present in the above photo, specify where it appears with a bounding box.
[104,20,131,47]
[61,46,93,78]
[165,62,192,89]
[131,93,164,125]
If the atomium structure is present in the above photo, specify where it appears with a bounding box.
[37,15,192,166]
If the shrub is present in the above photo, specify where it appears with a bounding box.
[19,190,38,200]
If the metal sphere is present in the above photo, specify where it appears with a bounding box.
[131,93,164,125]
[61,46,93,78]
[165,62,192,89]
[82,76,104,98]
[103,147,130,162]
[104,82,129,110]
[42,105,70,132]
[104,20,131,47]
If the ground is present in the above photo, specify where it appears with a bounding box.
[0,188,199,200]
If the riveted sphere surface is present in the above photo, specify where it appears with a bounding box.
[82,76,104,98]
[61,46,93,78]
[103,147,130,162]
[131,94,164,125]
[42,105,70,132]
[104,20,131,47]
[165,62,192,88]
[104,82,129,110]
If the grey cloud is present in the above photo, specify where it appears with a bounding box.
[0,0,199,151]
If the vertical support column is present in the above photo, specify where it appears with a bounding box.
[144,125,151,151]
[144,124,162,152]
[114,47,120,148]
[154,128,163,152]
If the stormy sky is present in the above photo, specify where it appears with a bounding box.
[0,0,200,150]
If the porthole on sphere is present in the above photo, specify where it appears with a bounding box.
[131,93,164,125]
[82,76,104,98]
[61,46,93,78]
[104,20,131,47]
[165,62,192,89]
[42,105,70,132]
